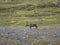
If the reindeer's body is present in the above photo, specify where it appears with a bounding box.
[26,23,38,29]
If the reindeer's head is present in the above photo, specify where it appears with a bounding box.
[25,22,30,26]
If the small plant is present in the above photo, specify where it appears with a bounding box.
[25,14,34,17]
[37,3,46,8]
[47,2,55,7]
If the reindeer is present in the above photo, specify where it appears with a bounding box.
[25,22,38,29]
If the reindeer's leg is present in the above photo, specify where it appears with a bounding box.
[35,26,38,29]
[30,26,31,30]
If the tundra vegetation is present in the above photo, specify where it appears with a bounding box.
[0,0,60,45]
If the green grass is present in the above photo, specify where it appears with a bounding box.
[0,14,60,26]
[0,0,60,26]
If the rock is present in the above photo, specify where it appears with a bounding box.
[10,20,16,23]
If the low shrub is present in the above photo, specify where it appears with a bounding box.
[25,14,35,17]
[37,3,46,8]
